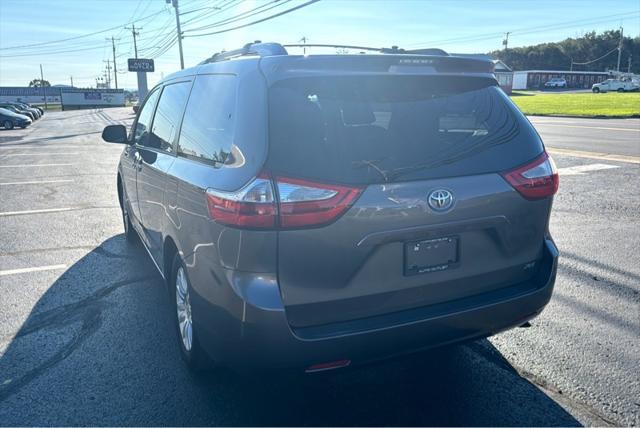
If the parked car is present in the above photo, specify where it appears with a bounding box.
[102,42,559,373]
[544,78,567,88]
[0,103,37,121]
[0,107,32,129]
[592,78,637,93]
[12,102,41,119]
[27,103,45,115]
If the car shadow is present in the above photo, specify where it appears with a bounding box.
[0,234,581,426]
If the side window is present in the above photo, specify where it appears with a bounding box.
[146,81,191,152]
[178,75,237,165]
[133,89,161,144]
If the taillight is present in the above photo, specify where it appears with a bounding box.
[206,175,277,229]
[205,174,362,229]
[501,152,559,200]
[276,176,362,228]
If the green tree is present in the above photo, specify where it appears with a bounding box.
[28,79,51,87]
[490,30,639,73]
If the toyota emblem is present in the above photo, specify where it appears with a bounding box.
[428,189,454,212]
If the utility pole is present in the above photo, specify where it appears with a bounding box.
[108,36,120,89]
[167,0,185,69]
[628,54,632,73]
[104,60,112,89]
[502,32,511,51]
[300,36,308,55]
[616,26,623,73]
[125,23,141,58]
[127,23,149,100]
[40,64,48,110]
[70,76,74,87]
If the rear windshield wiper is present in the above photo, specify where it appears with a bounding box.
[388,139,512,181]
[352,159,391,182]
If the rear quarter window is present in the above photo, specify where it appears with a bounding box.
[177,74,238,166]
[266,76,543,184]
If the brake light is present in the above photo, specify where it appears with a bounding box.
[205,174,362,229]
[501,152,559,200]
[276,176,362,228]
[206,176,277,228]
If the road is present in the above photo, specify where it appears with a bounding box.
[0,109,638,426]
[528,116,640,158]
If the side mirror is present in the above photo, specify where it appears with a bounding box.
[102,124,129,144]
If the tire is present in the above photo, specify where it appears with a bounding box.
[120,194,137,242]
[171,254,210,370]
[617,88,624,93]
[593,87,600,93]
[20,124,27,129]
[3,120,13,130]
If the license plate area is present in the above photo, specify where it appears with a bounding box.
[404,236,459,276]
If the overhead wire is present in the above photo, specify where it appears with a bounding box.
[185,0,321,38]
[184,0,293,33]
[405,11,640,48]
[0,8,169,51]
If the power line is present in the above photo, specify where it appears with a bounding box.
[0,8,168,51]
[0,44,118,58]
[184,0,292,33]
[181,0,241,26]
[405,11,639,48]
[573,47,619,65]
[185,0,321,38]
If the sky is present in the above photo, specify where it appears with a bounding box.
[1,0,639,89]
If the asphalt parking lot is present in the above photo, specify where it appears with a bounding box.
[0,108,638,426]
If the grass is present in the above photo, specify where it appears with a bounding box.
[510,91,640,118]
[32,103,63,112]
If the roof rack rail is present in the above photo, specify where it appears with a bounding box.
[283,44,448,56]
[200,41,450,64]
[200,41,287,64]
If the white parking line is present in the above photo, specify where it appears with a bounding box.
[0,152,80,156]
[0,179,74,186]
[0,163,74,168]
[0,264,67,276]
[0,146,93,150]
[533,123,640,132]
[557,163,621,176]
[0,207,75,217]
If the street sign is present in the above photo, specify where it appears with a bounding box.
[128,58,155,72]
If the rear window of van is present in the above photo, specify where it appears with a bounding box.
[266,75,543,184]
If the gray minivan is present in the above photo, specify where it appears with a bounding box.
[102,42,559,372]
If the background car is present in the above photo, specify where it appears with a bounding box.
[12,102,41,119]
[544,77,567,88]
[0,107,32,129]
[0,103,37,121]
[592,78,638,93]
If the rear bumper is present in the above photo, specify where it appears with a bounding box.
[193,238,558,371]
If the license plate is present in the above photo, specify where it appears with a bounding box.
[404,236,458,276]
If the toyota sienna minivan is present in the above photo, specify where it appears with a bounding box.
[102,42,559,372]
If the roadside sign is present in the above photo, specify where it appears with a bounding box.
[128,58,155,72]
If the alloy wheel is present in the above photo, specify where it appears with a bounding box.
[175,267,193,352]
